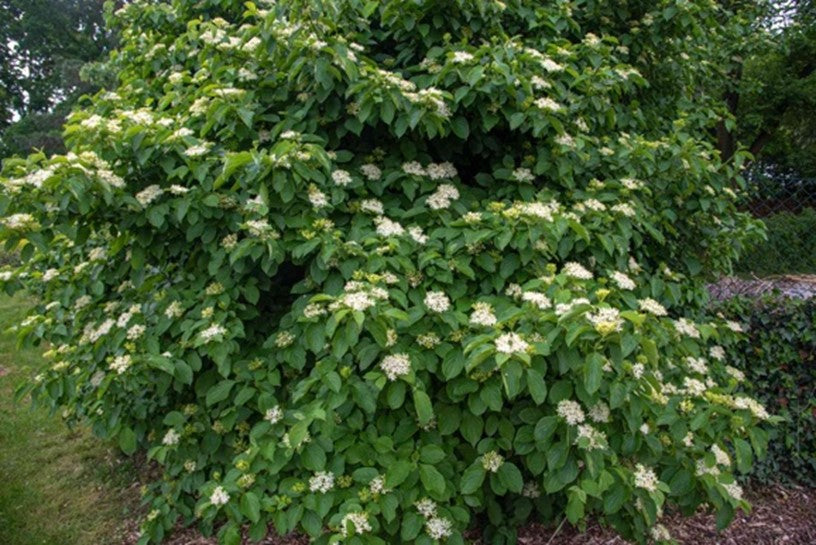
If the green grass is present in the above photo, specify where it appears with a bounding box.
[0,295,139,545]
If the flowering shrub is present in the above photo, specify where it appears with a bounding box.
[0,1,773,544]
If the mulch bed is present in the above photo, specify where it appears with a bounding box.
[121,485,816,545]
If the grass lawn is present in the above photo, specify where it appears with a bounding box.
[0,295,138,545]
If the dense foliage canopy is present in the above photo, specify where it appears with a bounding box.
[1,1,774,544]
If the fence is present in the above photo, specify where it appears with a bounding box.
[732,163,816,278]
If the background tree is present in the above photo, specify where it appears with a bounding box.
[0,0,117,157]
[715,0,816,174]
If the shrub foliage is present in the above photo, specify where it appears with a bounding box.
[0,1,773,544]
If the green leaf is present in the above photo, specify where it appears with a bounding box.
[241,492,261,523]
[451,116,469,138]
[174,360,193,385]
[386,460,414,488]
[401,512,424,541]
[301,443,326,471]
[498,462,523,493]
[206,379,235,406]
[420,445,446,464]
[460,465,486,494]
[534,416,558,447]
[461,413,484,446]
[526,368,547,404]
[419,464,446,495]
[119,427,137,455]
[413,389,433,426]
[223,523,241,545]
[566,487,586,523]
[584,353,604,394]
[733,438,753,473]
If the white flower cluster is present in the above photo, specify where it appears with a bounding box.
[685,356,708,375]
[109,354,132,374]
[530,75,550,90]
[633,464,659,492]
[309,471,335,493]
[639,298,667,316]
[650,524,671,541]
[308,185,328,208]
[264,406,283,424]
[673,318,700,338]
[341,512,371,535]
[732,396,770,419]
[722,482,744,502]
[135,185,164,206]
[369,476,387,495]
[424,291,451,313]
[470,302,497,327]
[402,161,426,176]
[621,178,643,190]
[555,297,591,316]
[408,226,428,244]
[610,271,636,290]
[562,262,593,280]
[331,169,352,186]
[127,324,145,340]
[521,291,551,309]
[360,199,384,215]
[426,516,453,540]
[162,429,180,446]
[711,444,731,466]
[575,424,607,450]
[481,451,504,472]
[515,201,560,221]
[360,164,381,180]
[709,345,725,360]
[522,481,541,498]
[200,324,227,343]
[165,300,184,319]
[210,486,230,506]
[374,216,405,237]
[415,498,437,518]
[426,162,458,180]
[413,497,453,539]
[275,331,295,348]
[245,219,279,239]
[586,307,624,335]
[380,353,411,381]
[680,377,707,397]
[534,97,562,112]
[184,143,210,157]
[336,284,383,312]
[725,366,745,382]
[452,51,475,64]
[427,183,460,210]
[511,167,535,183]
[495,332,529,354]
[725,320,744,333]
[557,400,585,425]
[588,401,611,423]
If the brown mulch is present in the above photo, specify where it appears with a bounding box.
[121,485,816,545]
